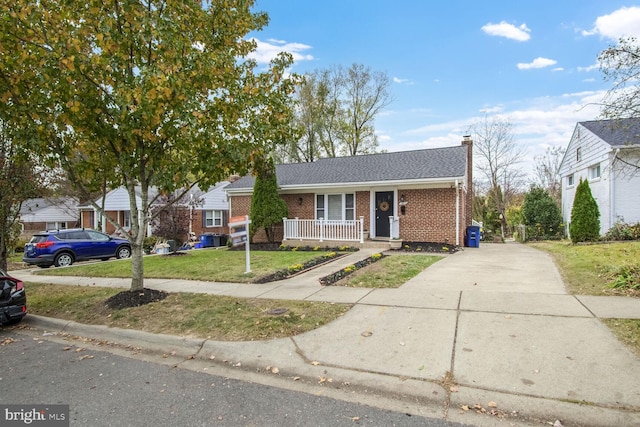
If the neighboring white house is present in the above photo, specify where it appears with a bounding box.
[79,183,230,237]
[559,118,640,235]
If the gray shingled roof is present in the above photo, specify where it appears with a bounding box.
[580,118,640,147]
[226,145,468,190]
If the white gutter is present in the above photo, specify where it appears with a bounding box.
[225,175,467,195]
[455,179,460,246]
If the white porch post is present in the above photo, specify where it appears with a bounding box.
[359,216,364,243]
[282,217,288,241]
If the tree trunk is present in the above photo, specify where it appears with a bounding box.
[130,242,144,291]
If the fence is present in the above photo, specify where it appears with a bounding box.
[283,217,365,243]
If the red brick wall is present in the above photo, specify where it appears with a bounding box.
[190,210,229,237]
[396,188,458,244]
[355,191,371,229]
[231,188,465,245]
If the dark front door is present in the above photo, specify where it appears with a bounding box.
[375,191,394,238]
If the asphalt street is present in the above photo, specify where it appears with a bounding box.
[0,329,470,427]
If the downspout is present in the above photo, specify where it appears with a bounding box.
[610,149,620,231]
[455,179,460,246]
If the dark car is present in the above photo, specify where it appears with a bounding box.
[23,229,132,268]
[0,268,26,325]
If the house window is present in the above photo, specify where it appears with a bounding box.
[123,211,131,228]
[567,174,574,186]
[589,164,601,180]
[205,210,223,227]
[316,194,355,221]
[46,222,67,230]
[576,147,582,162]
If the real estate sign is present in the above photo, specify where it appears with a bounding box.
[228,215,251,273]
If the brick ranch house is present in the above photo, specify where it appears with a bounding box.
[225,137,473,247]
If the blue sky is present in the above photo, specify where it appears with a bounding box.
[249,1,640,177]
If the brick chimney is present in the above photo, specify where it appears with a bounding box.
[461,136,473,227]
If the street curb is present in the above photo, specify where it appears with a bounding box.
[26,315,205,359]
[22,315,640,427]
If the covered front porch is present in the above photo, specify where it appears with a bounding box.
[282,216,400,247]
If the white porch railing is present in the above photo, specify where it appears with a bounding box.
[283,216,365,243]
[389,216,400,240]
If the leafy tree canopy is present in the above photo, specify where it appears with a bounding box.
[0,0,300,289]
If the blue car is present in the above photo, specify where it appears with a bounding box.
[23,229,132,268]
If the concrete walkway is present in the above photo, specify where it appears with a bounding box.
[13,243,640,426]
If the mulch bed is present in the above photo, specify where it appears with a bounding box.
[389,241,460,253]
[105,288,169,310]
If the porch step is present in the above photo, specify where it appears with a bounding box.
[361,241,392,249]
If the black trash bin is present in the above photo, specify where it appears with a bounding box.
[167,240,175,252]
[465,226,480,248]
[211,234,221,247]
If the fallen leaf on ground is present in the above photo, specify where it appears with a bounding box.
[361,331,373,337]
[311,361,320,366]
[488,401,497,408]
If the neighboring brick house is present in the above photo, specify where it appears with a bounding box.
[20,198,80,237]
[225,138,473,246]
[79,182,230,238]
[559,118,640,235]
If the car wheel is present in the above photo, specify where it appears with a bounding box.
[116,246,131,259]
[54,252,74,267]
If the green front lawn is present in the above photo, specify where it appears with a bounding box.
[34,248,336,283]
[529,241,640,296]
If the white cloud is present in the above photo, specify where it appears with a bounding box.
[378,91,607,178]
[517,57,557,70]
[247,38,314,64]
[552,67,564,72]
[583,6,640,39]
[479,105,504,114]
[578,63,599,72]
[393,77,413,85]
[481,21,531,41]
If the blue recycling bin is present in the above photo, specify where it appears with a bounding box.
[465,226,480,248]
[200,234,214,248]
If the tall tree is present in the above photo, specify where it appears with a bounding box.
[599,37,640,119]
[468,116,526,238]
[0,0,299,290]
[283,64,391,162]
[569,178,600,243]
[249,157,288,244]
[339,63,392,156]
[0,121,40,271]
[534,146,564,205]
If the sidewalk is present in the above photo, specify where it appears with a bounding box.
[13,243,640,426]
